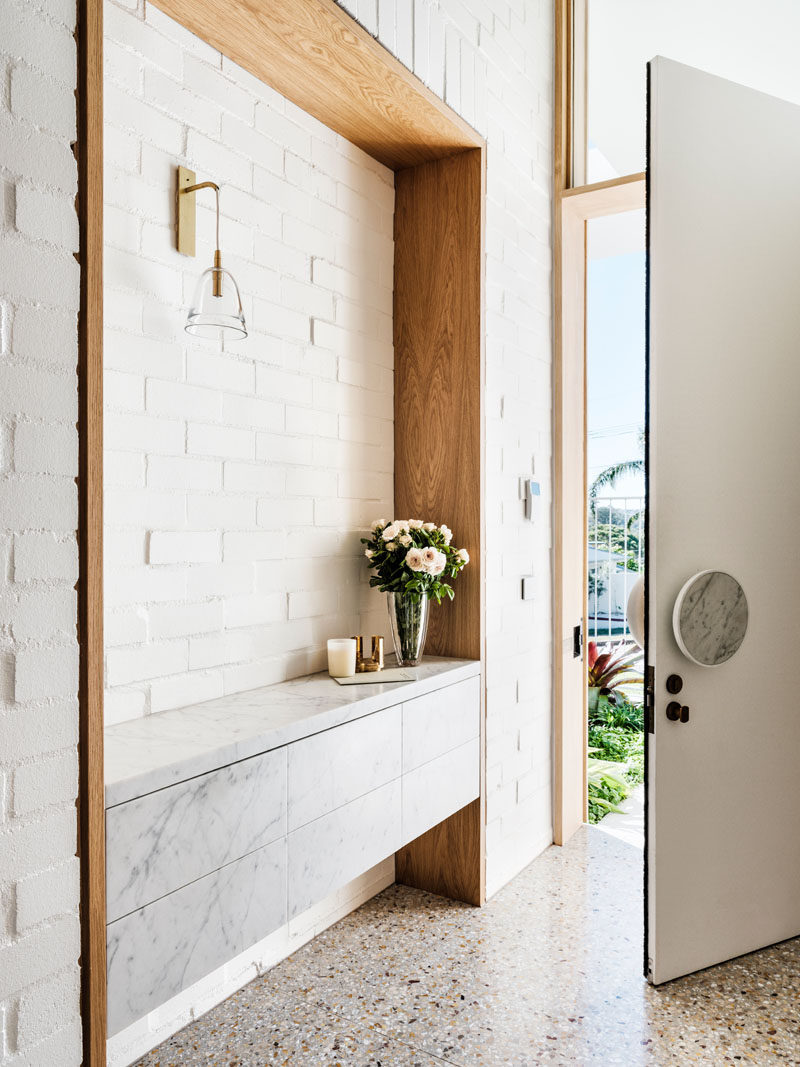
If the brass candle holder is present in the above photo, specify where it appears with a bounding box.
[352,635,384,672]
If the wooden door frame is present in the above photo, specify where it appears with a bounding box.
[77,1,486,1062]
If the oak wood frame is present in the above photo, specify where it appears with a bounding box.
[77,1,485,1061]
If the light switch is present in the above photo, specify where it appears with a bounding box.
[524,479,541,522]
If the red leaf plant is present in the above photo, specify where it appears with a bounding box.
[587,641,642,704]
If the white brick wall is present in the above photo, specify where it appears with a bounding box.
[104,0,396,725]
[337,0,554,895]
[0,0,82,1063]
[0,0,553,1059]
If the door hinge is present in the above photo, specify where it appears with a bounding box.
[645,665,655,733]
[573,622,583,659]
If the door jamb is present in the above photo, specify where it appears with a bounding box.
[553,165,646,843]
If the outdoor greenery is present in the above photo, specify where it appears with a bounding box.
[587,691,645,824]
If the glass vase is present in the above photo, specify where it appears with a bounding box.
[386,592,430,667]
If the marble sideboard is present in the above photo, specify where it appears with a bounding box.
[104,657,481,1035]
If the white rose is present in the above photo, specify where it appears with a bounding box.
[398,533,412,546]
[382,523,400,541]
[421,547,437,570]
[429,551,447,576]
[457,548,470,564]
[422,522,437,532]
[439,524,453,544]
[365,548,374,559]
[409,519,423,529]
[386,541,398,551]
[371,518,387,531]
[405,547,425,572]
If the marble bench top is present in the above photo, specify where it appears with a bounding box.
[105,657,480,808]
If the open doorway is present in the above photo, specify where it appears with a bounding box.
[585,208,645,847]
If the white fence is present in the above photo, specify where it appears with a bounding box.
[588,495,644,646]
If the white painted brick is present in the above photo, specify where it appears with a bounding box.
[187,422,254,460]
[285,406,337,439]
[105,608,148,648]
[105,369,145,413]
[147,454,222,491]
[0,915,80,1002]
[16,966,80,1047]
[148,600,223,640]
[14,645,78,702]
[105,328,183,379]
[14,423,78,476]
[15,185,79,250]
[148,530,220,564]
[13,750,78,817]
[144,66,222,137]
[221,394,284,432]
[13,534,77,583]
[105,412,185,455]
[0,475,77,532]
[224,593,285,629]
[223,461,285,496]
[182,54,255,123]
[255,432,314,467]
[106,640,188,686]
[10,586,76,642]
[187,350,255,394]
[287,588,338,620]
[186,492,255,530]
[150,670,224,714]
[106,449,146,488]
[10,62,76,139]
[147,379,221,422]
[222,530,284,562]
[105,487,185,530]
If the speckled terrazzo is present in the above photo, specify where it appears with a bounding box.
[136,829,800,1066]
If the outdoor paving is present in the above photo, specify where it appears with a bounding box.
[137,828,800,1065]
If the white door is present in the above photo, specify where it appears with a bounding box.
[647,57,800,984]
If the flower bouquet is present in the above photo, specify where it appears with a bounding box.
[361,519,469,666]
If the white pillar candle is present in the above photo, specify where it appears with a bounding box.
[327,638,357,678]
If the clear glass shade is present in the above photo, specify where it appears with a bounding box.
[185,266,247,340]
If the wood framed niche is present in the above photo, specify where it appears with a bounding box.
[77,0,486,1060]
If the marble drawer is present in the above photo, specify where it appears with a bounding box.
[107,837,286,1036]
[106,747,286,923]
[287,704,401,831]
[402,676,481,772]
[288,778,401,917]
[402,737,481,844]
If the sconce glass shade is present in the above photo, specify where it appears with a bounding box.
[185,265,247,340]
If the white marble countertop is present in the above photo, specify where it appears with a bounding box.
[105,657,480,808]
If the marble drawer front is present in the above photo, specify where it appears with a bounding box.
[287,705,401,831]
[402,676,481,772]
[402,737,481,844]
[107,837,286,1036]
[106,747,287,923]
[288,778,402,917]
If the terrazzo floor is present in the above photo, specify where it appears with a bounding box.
[137,828,800,1066]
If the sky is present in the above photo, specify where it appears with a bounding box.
[586,222,646,501]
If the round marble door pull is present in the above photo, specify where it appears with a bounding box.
[672,570,748,667]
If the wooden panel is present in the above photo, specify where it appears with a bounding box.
[563,173,646,217]
[149,0,481,170]
[553,201,587,845]
[77,0,106,1061]
[393,150,483,661]
[393,148,485,905]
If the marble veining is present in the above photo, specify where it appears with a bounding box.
[288,705,401,832]
[106,748,286,923]
[401,738,480,844]
[108,838,286,1036]
[402,676,481,772]
[288,779,401,918]
[674,570,748,666]
[106,657,479,808]
[135,828,800,1067]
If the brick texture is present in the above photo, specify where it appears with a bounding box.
[104,0,395,725]
[0,0,81,1062]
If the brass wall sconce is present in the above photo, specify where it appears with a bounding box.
[352,635,385,673]
[177,166,247,340]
